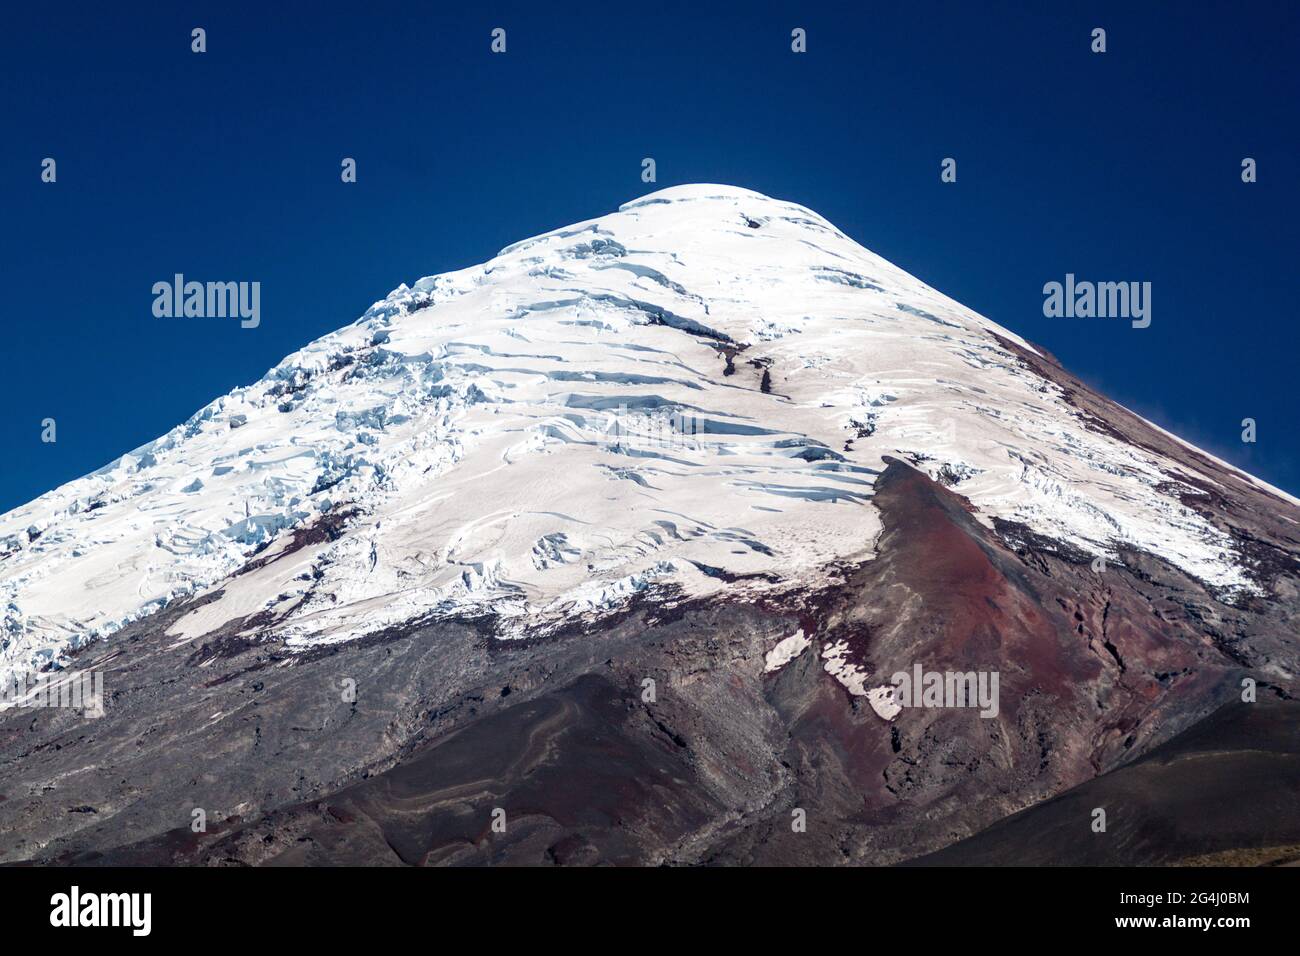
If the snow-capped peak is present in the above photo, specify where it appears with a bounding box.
[0,185,1280,682]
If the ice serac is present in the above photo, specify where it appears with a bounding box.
[0,184,1296,686]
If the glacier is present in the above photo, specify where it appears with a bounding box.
[1,183,1290,688]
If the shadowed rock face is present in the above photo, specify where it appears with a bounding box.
[5,441,1295,866]
[907,699,1300,866]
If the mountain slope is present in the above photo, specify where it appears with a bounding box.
[907,699,1300,866]
[2,184,1292,687]
[1,185,1297,865]
[13,457,1296,866]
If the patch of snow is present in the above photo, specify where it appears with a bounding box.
[764,628,810,672]
[867,684,903,721]
[821,640,871,696]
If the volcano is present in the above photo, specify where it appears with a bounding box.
[2,185,1297,866]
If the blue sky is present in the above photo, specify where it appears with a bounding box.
[3,1,1297,513]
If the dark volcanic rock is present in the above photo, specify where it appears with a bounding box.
[907,698,1300,866]
[4,451,1295,867]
